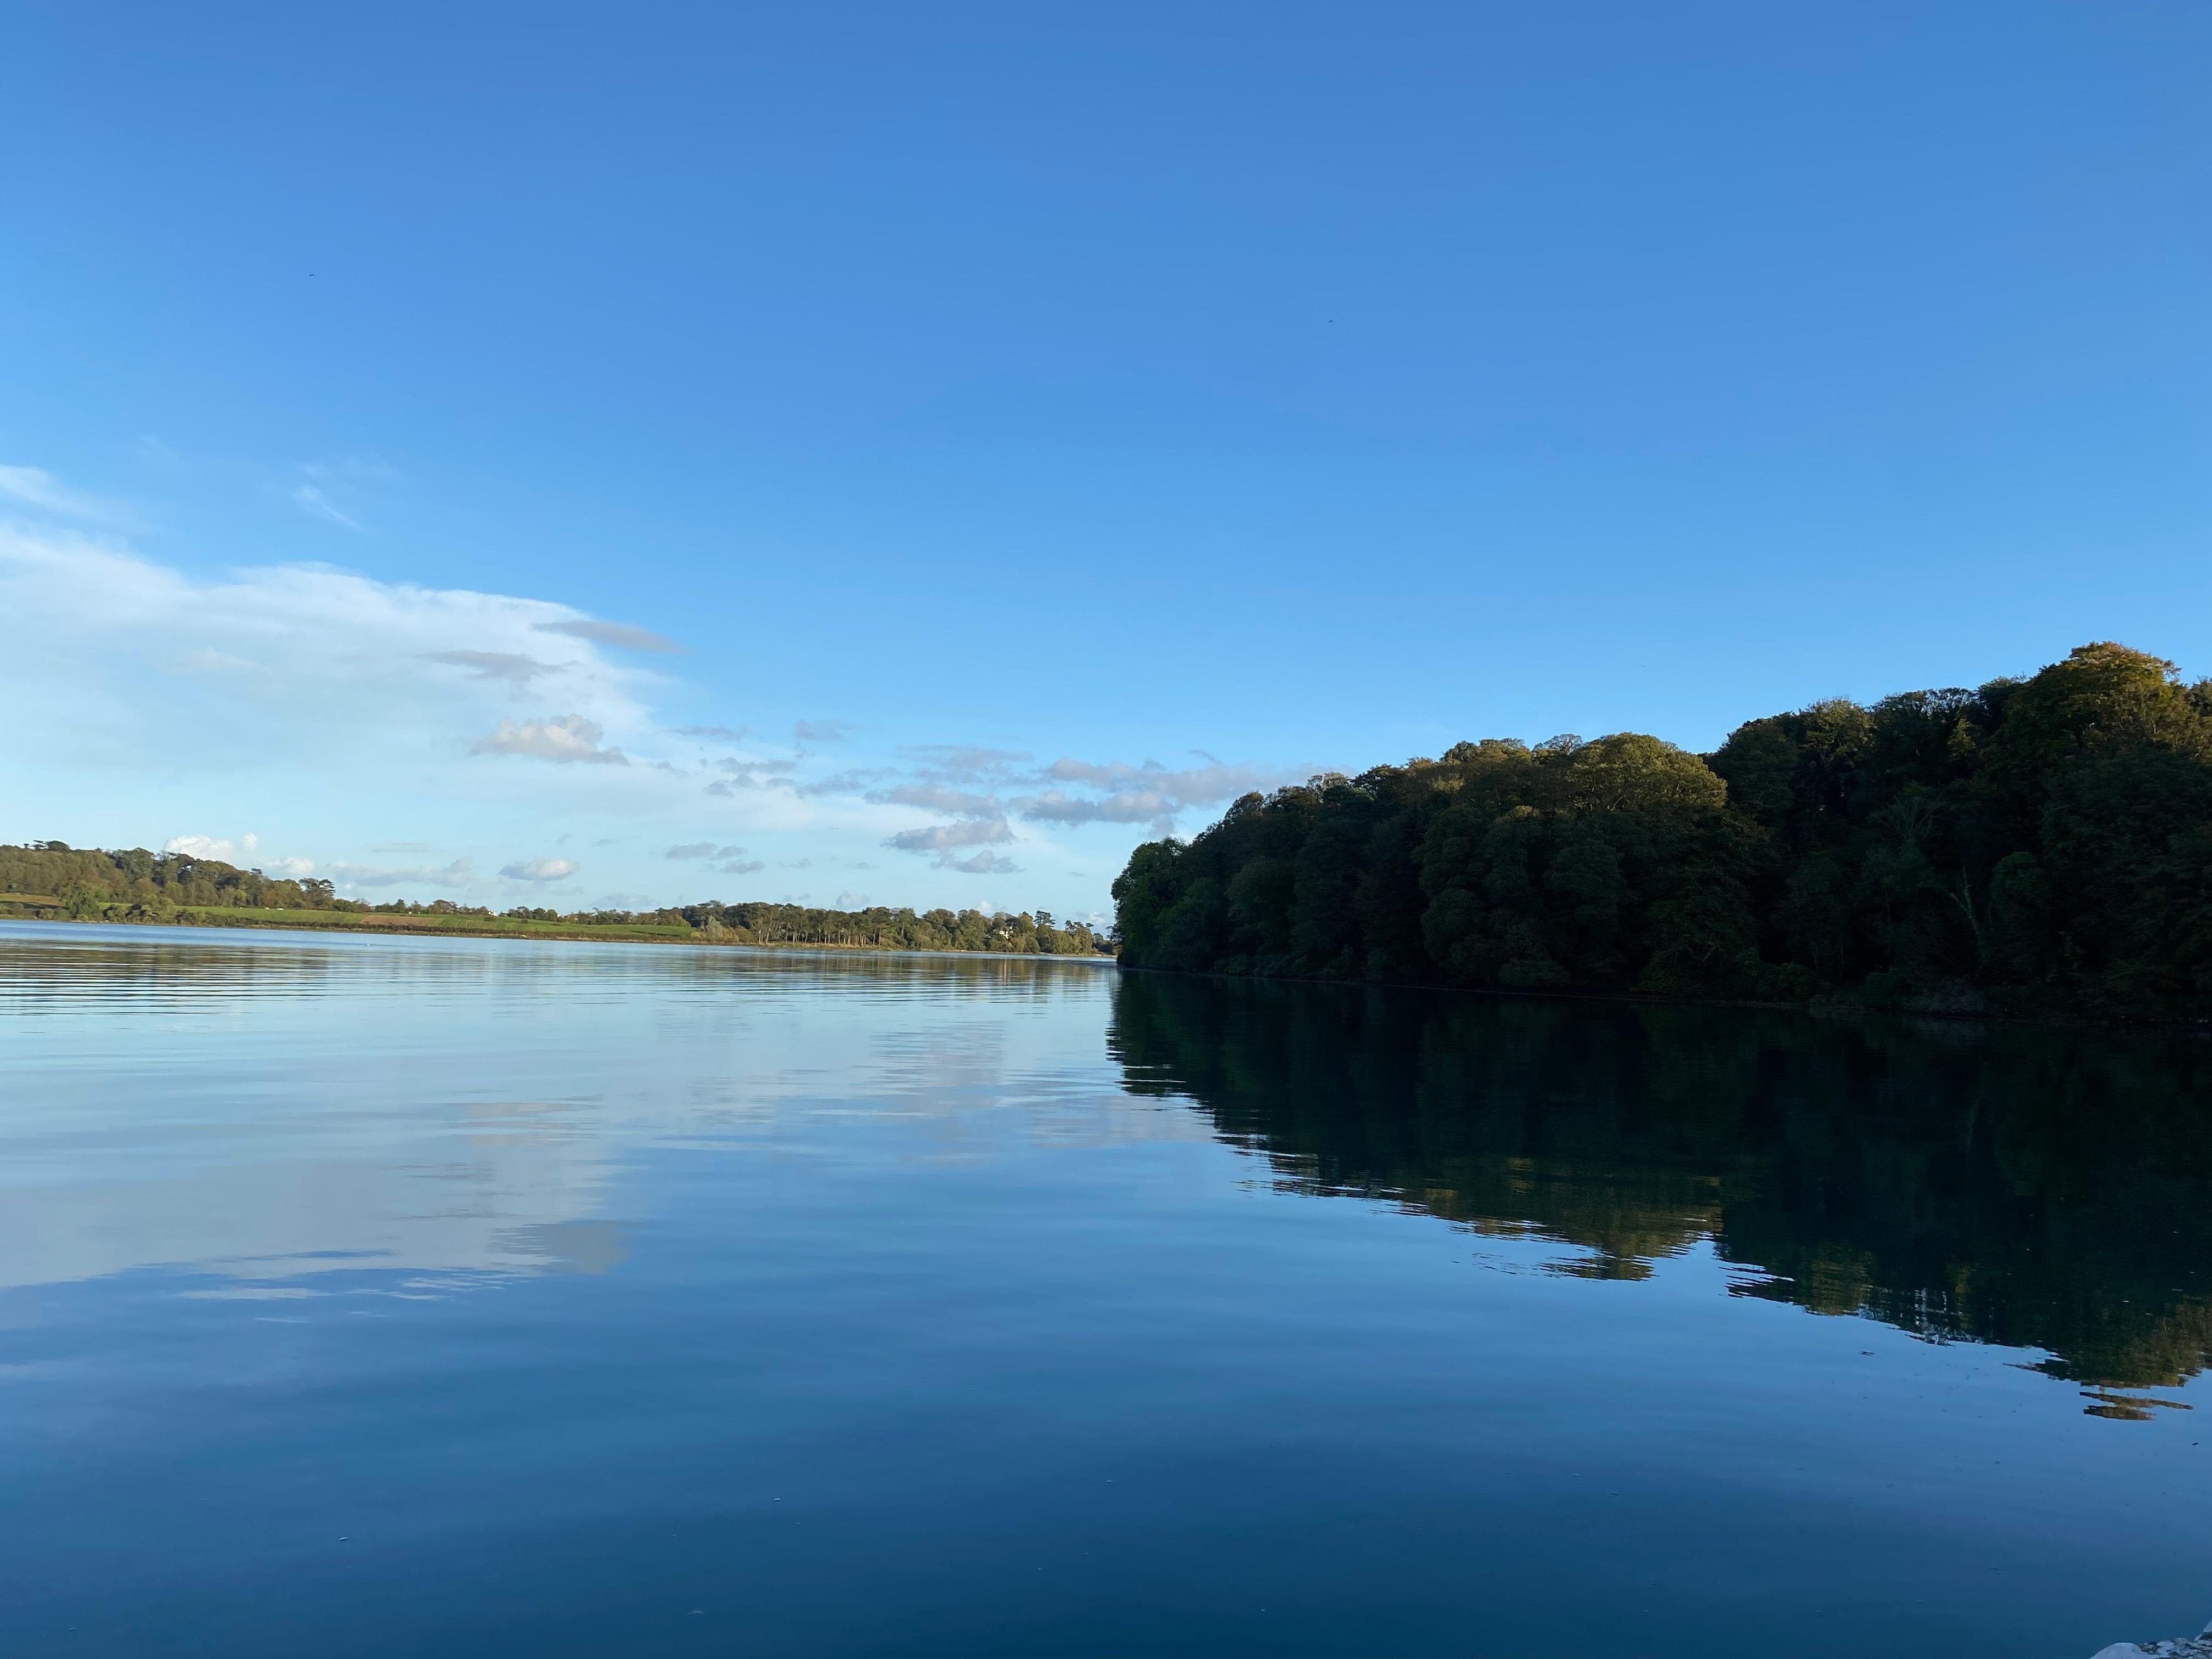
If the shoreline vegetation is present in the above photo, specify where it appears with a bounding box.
[1110,642,2212,1024]
[0,850,1114,959]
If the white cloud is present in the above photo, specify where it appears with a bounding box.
[470,715,629,765]
[535,619,684,654]
[794,718,857,743]
[501,857,578,882]
[834,890,871,909]
[265,856,316,877]
[0,524,661,789]
[667,842,747,860]
[163,832,258,862]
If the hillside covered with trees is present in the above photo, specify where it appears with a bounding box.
[0,843,1110,957]
[1111,642,2212,1020]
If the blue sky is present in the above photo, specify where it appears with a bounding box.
[3,3,2207,918]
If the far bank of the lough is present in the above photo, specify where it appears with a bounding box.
[0,901,1119,960]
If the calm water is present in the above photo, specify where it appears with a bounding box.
[3,922,2209,1657]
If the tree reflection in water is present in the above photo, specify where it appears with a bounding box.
[1110,972,2212,1400]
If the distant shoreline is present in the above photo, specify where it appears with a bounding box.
[0,905,1118,961]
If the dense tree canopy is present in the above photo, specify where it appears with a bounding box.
[0,843,1110,956]
[1112,643,2212,1019]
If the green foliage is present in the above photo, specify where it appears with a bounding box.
[669,900,1109,956]
[1111,641,2212,1019]
[0,843,338,915]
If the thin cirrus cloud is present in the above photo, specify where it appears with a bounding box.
[794,718,856,743]
[469,715,629,765]
[665,842,748,860]
[534,619,684,654]
[0,464,126,524]
[291,483,362,531]
[501,857,578,882]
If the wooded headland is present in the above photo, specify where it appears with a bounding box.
[1110,642,2212,1021]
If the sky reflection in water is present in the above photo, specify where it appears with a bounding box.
[1,921,2207,1657]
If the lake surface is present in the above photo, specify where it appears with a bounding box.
[3,921,2209,1657]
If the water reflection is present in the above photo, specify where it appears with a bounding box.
[1109,972,2212,1395]
[0,922,1122,1294]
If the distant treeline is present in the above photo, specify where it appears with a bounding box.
[1111,642,2212,1020]
[0,844,1111,957]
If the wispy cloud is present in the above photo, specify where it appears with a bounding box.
[469,715,629,765]
[901,744,1032,785]
[326,858,475,890]
[421,650,565,687]
[535,619,684,654]
[886,818,1013,854]
[1010,757,1300,833]
[797,767,895,797]
[666,842,748,860]
[669,724,754,742]
[705,757,798,794]
[941,850,1019,874]
[0,464,127,524]
[291,483,362,531]
[795,718,857,743]
[870,783,1001,817]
